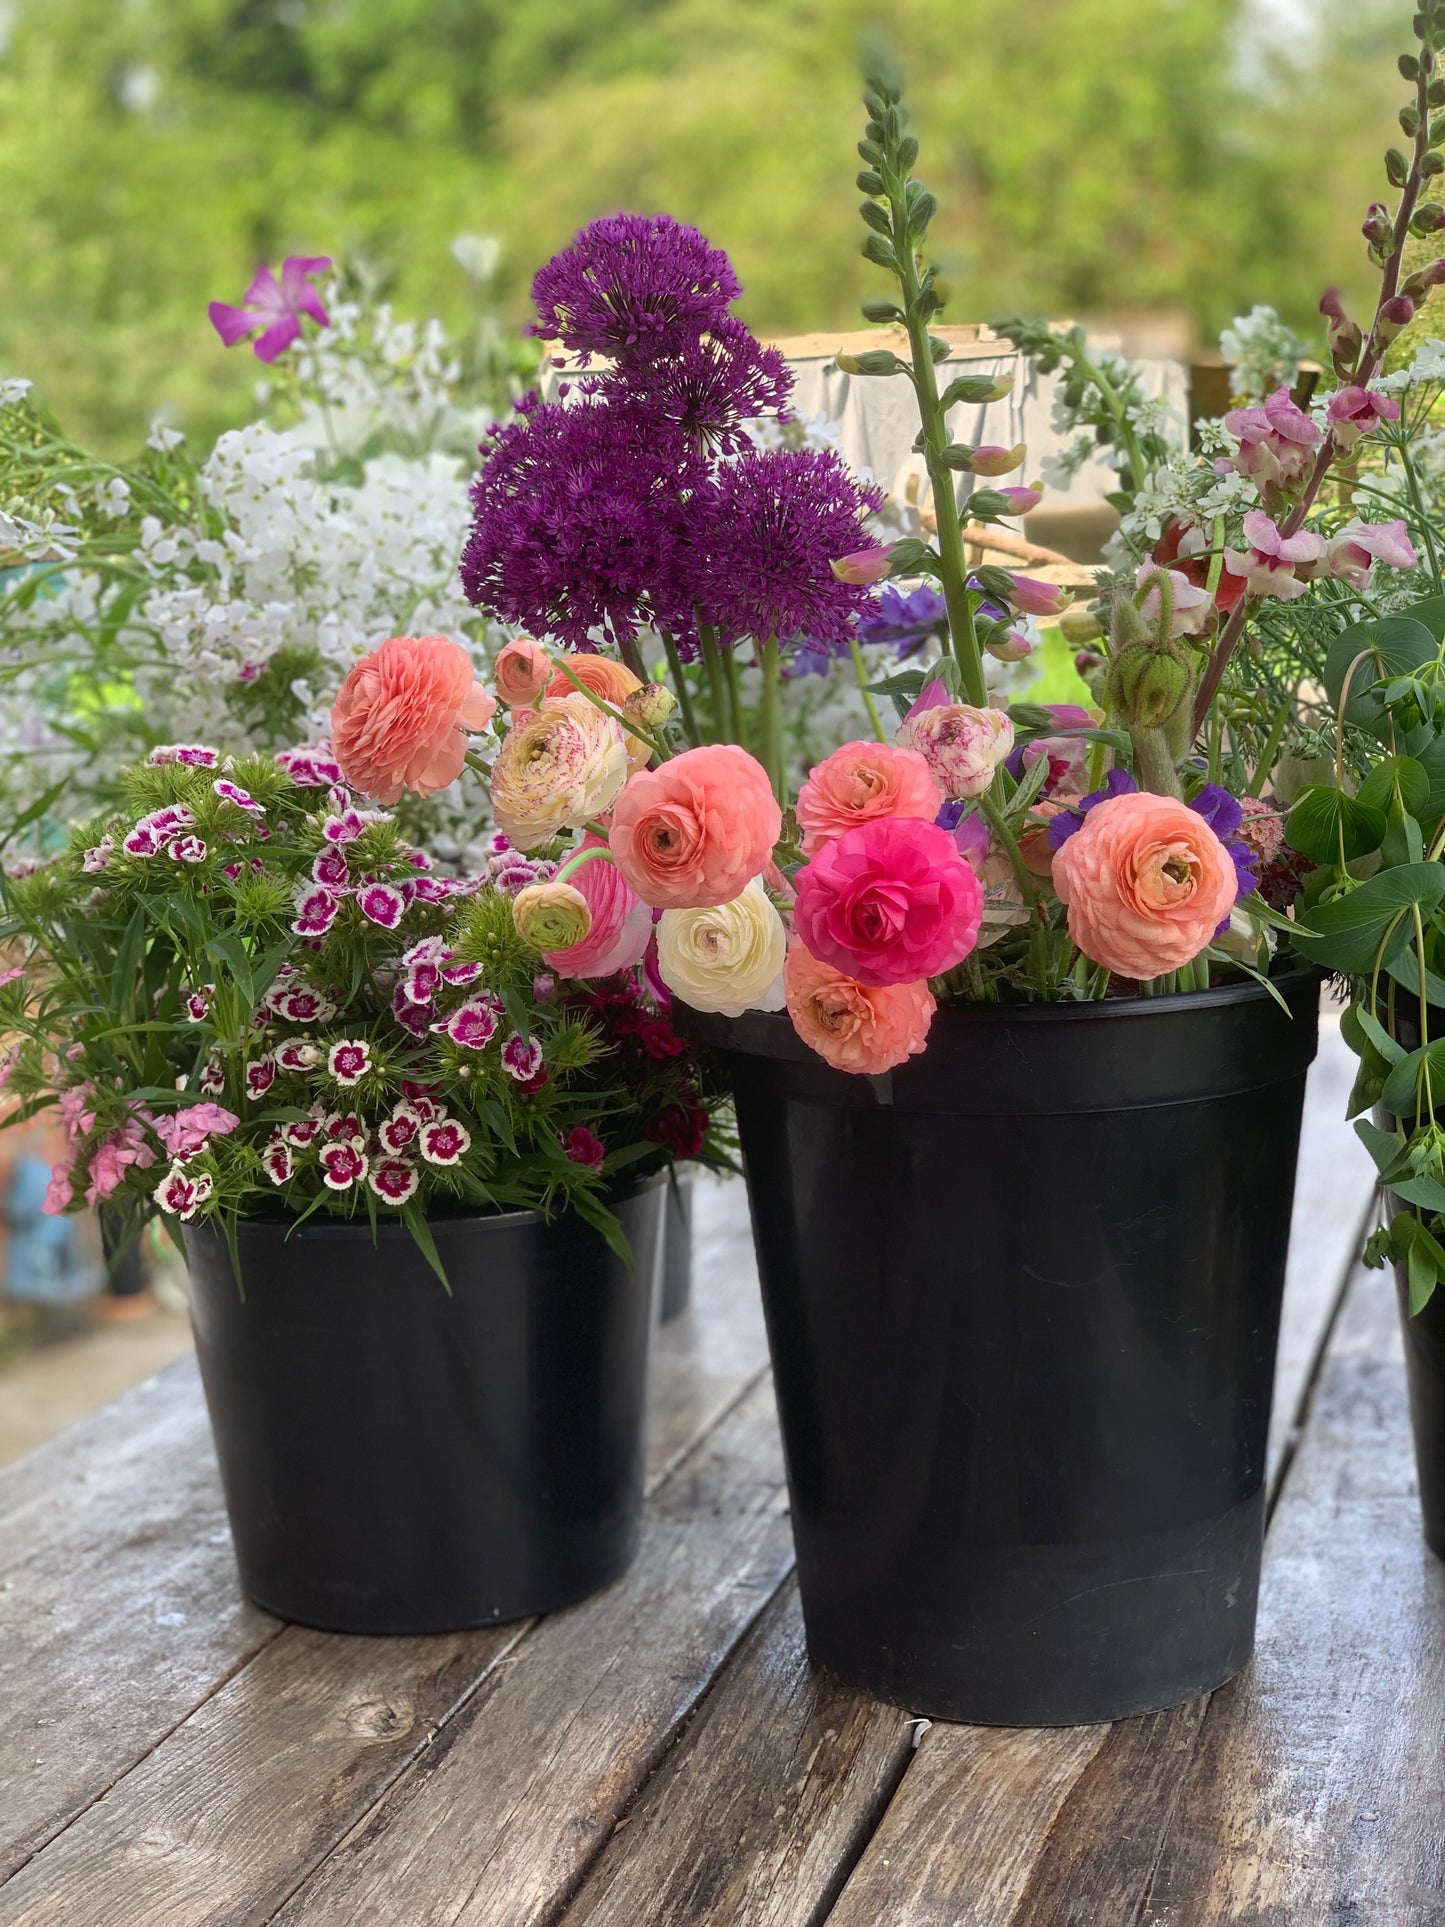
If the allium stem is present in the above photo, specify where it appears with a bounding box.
[659,628,703,747]
[723,640,748,750]
[697,622,729,744]
[760,635,785,802]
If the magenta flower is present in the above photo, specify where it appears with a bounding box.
[152,1104,239,1161]
[320,1141,368,1191]
[213,778,265,815]
[262,1141,294,1185]
[245,1057,276,1099]
[277,747,343,787]
[1001,573,1071,618]
[168,835,207,864]
[283,1115,324,1148]
[1326,386,1402,452]
[501,1033,545,1082]
[420,1117,471,1166]
[327,1039,371,1086]
[530,213,740,363]
[357,881,405,929]
[291,886,339,937]
[149,744,219,768]
[274,1040,322,1074]
[392,982,435,1038]
[152,1162,213,1220]
[312,848,349,889]
[369,1158,419,1204]
[183,986,212,1023]
[1325,518,1418,589]
[379,1106,422,1154]
[442,997,501,1050]
[208,256,332,364]
[561,1125,606,1170]
[82,837,113,873]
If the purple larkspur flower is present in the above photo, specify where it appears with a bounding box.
[857,582,950,658]
[358,882,404,929]
[501,1033,545,1082]
[292,886,339,937]
[442,997,501,1050]
[1189,783,1260,921]
[209,256,332,364]
[530,213,740,363]
[461,390,702,648]
[613,315,792,454]
[688,447,885,653]
[1047,769,1139,850]
[935,800,990,868]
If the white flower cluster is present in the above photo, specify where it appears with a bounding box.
[1219,305,1307,404]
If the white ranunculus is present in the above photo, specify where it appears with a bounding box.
[656,880,787,1018]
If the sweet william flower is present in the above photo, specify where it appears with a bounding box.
[331,635,497,805]
[561,1125,607,1171]
[783,942,936,1076]
[656,879,788,1018]
[796,740,943,858]
[793,815,985,987]
[490,694,631,851]
[897,701,1014,802]
[610,744,782,910]
[1325,518,1417,590]
[208,257,332,364]
[1051,791,1238,979]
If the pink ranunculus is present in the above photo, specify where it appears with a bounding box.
[1325,518,1418,590]
[208,256,332,364]
[1221,385,1323,491]
[897,702,1014,801]
[795,740,944,858]
[610,744,782,910]
[331,635,498,805]
[784,941,936,1075]
[1326,385,1401,452]
[1222,510,1327,603]
[1135,563,1214,638]
[493,634,553,707]
[793,815,985,987]
[543,836,652,978]
[1051,791,1238,979]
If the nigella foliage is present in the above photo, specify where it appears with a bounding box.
[462,214,882,655]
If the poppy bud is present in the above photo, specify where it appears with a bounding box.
[1108,640,1194,733]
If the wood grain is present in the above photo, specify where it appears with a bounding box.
[0,1360,279,1881]
[558,1579,913,1927]
[272,1375,794,1927]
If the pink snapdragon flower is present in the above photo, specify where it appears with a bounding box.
[1326,385,1401,452]
[1220,386,1323,492]
[1135,563,1214,638]
[1325,518,1418,590]
[208,256,333,364]
[1222,511,1327,602]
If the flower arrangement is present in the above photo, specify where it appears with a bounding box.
[0,702,725,1269]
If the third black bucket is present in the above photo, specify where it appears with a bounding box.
[680,972,1320,1725]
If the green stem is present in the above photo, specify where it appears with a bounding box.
[553,658,668,761]
[1128,724,1183,799]
[850,635,887,742]
[659,628,702,748]
[697,623,729,746]
[976,785,1040,916]
[760,636,784,802]
[1246,697,1292,798]
[723,639,747,751]
[556,843,619,884]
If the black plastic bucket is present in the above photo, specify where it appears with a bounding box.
[680,973,1319,1725]
[183,1175,664,1634]
[1391,1259,1445,1557]
[657,1168,695,1323]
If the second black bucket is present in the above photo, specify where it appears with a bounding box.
[184,1175,664,1634]
[681,972,1320,1726]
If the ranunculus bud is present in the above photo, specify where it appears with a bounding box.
[623,682,677,729]
[897,701,1015,800]
[830,546,892,584]
[511,878,593,952]
[1107,641,1193,732]
[493,634,553,708]
[1375,294,1417,347]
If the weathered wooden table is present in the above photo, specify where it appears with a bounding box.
[1,1018,1439,1927]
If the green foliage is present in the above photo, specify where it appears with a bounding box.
[0,0,1415,454]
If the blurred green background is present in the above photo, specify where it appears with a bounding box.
[0,0,1416,455]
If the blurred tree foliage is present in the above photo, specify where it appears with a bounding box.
[0,0,1419,454]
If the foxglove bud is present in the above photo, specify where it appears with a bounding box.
[958,442,1026,477]
[1108,641,1194,732]
[939,372,1014,407]
[830,546,893,584]
[1375,294,1417,347]
[1415,202,1445,233]
[985,629,1033,662]
[1423,150,1445,175]
[623,683,677,730]
[835,348,906,376]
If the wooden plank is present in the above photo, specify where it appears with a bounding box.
[270,1376,793,1927]
[557,1579,913,1927]
[0,1361,280,1882]
[0,1178,773,1927]
[824,1722,1109,1927]
[1266,1006,1374,1494]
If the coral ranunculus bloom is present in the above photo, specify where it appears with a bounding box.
[795,740,943,857]
[331,636,496,805]
[784,941,936,1075]
[545,653,643,708]
[1051,791,1238,979]
[610,744,781,909]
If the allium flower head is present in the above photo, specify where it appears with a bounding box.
[530,213,741,363]
[688,447,884,652]
[613,316,792,453]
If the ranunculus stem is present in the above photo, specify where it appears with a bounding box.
[975,787,1039,916]
[556,843,618,885]
[551,656,670,761]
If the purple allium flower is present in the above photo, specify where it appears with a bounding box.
[461,392,701,649]
[530,213,740,363]
[688,447,885,653]
[936,800,990,868]
[613,316,792,454]
[209,256,332,364]
[858,582,950,658]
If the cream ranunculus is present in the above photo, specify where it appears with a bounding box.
[656,879,787,1018]
[490,694,631,851]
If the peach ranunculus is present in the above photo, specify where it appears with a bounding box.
[331,635,496,805]
[542,835,653,978]
[610,744,782,910]
[1051,791,1238,979]
[795,740,944,858]
[490,693,631,850]
[784,941,936,1075]
[493,635,553,707]
[546,653,650,769]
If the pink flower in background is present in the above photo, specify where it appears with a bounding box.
[276,746,344,788]
[1222,511,1327,602]
[83,837,113,873]
[149,745,219,769]
[784,941,936,1075]
[561,1125,607,1170]
[1326,386,1401,452]
[795,741,943,857]
[1325,518,1418,590]
[1221,386,1323,491]
[829,546,891,585]
[543,836,652,978]
[995,484,1044,515]
[1051,791,1238,979]
[793,815,984,986]
[208,256,333,363]
[43,1165,74,1215]
[1002,573,1070,617]
[331,635,497,804]
[85,1118,157,1204]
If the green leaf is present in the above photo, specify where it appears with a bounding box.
[1408,1227,1439,1315]
[1355,1007,1407,1065]
[1284,786,1386,864]
[1291,864,1445,972]
[1323,617,1437,736]
[1354,1115,1407,1174]
[569,1186,632,1266]
[400,1202,451,1294]
[1412,734,1445,824]
[1380,1040,1445,1117]
[1384,948,1445,1006]
[1392,1173,1445,1212]
[1357,755,1431,818]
